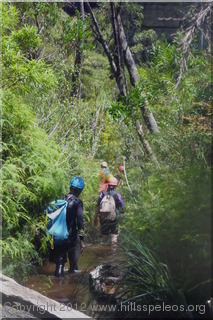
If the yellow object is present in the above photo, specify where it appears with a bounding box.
[51,234,54,250]
[105,173,113,182]
[51,218,54,249]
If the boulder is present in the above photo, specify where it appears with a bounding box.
[89,264,122,300]
[0,273,91,319]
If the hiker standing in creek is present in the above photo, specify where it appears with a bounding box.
[49,177,85,277]
[94,176,125,245]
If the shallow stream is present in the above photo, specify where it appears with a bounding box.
[24,242,124,318]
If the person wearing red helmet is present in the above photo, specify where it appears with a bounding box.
[94,176,125,244]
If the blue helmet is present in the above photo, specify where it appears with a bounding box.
[70,176,85,190]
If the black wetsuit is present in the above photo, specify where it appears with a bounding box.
[49,194,84,272]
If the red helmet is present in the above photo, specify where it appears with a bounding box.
[108,177,118,186]
[118,166,124,172]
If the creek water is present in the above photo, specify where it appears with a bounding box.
[24,241,125,318]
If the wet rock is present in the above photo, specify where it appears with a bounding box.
[206,298,213,317]
[1,304,40,319]
[89,264,123,300]
[1,273,91,319]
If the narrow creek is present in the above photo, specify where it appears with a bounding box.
[24,242,125,318]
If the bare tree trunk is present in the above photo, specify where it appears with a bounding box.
[139,95,159,134]
[110,1,126,96]
[116,8,159,133]
[136,120,159,167]
[116,9,139,86]
[85,1,117,74]
[85,1,158,162]
[86,1,126,96]
[71,0,84,97]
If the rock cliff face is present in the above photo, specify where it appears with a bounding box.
[142,2,200,40]
[64,2,205,45]
[0,273,91,319]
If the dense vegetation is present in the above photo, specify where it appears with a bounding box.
[1,2,212,318]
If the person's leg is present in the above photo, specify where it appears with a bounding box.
[100,220,111,245]
[100,220,111,234]
[109,220,118,245]
[67,237,81,273]
[55,257,65,277]
[53,243,67,277]
[110,233,118,245]
[100,233,111,245]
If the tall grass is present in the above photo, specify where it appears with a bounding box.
[118,232,195,318]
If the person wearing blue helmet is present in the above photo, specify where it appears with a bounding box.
[50,176,85,276]
[70,176,85,190]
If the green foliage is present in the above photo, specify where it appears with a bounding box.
[120,164,211,305]
[1,3,18,34]
[132,30,158,64]
[2,89,69,280]
[2,11,57,96]
[115,40,211,307]
[63,13,92,51]
[81,52,114,99]
[1,3,211,309]
[119,233,190,318]
[1,3,72,280]
[1,234,42,283]
[12,25,42,54]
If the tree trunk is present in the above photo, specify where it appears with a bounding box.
[136,120,159,166]
[85,1,117,75]
[71,0,84,97]
[116,7,159,133]
[86,1,126,96]
[139,95,159,134]
[110,2,126,96]
[116,9,139,86]
[85,1,158,163]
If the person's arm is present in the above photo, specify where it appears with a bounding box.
[117,193,125,213]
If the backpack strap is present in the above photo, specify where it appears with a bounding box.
[99,191,107,203]
[66,194,78,206]
[109,190,116,197]
[66,193,76,201]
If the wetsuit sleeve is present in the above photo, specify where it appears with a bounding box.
[97,192,104,206]
[76,200,84,241]
[115,193,125,213]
